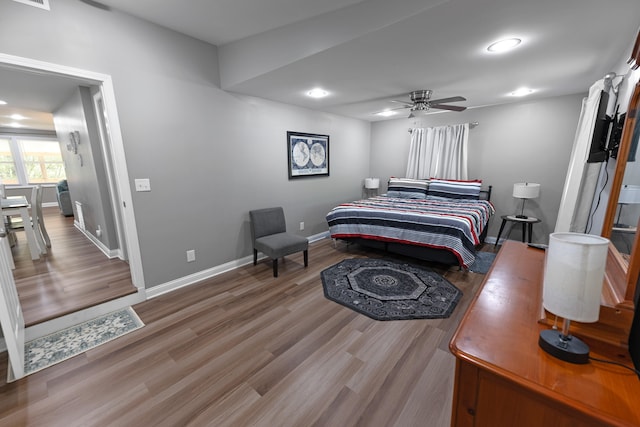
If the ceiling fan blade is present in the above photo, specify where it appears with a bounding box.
[78,0,111,10]
[390,100,413,106]
[373,106,410,115]
[428,96,466,104]
[430,104,467,112]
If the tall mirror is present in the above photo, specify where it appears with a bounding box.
[546,31,640,347]
[546,80,640,349]
[602,79,640,306]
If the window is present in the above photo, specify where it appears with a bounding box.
[0,136,66,185]
[0,138,19,184]
[20,139,66,183]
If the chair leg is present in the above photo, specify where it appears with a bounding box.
[272,258,278,277]
[303,249,308,267]
[253,249,257,265]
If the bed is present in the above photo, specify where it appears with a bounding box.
[326,178,494,268]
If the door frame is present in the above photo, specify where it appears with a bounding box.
[92,89,128,261]
[0,52,145,290]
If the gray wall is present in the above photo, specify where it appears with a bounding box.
[0,0,370,288]
[370,94,585,244]
[53,87,118,249]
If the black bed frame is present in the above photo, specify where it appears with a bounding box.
[338,185,492,267]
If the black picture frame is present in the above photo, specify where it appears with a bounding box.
[287,131,329,179]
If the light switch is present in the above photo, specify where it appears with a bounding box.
[135,178,151,192]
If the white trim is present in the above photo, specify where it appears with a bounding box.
[147,232,330,299]
[99,79,145,288]
[92,90,128,261]
[0,53,145,290]
[74,222,122,259]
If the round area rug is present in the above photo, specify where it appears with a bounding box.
[320,258,462,321]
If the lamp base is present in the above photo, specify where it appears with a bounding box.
[539,329,590,364]
[515,214,529,219]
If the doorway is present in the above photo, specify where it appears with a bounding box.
[0,53,146,326]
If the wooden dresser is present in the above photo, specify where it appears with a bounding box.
[449,240,640,427]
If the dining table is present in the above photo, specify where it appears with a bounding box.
[1,196,42,260]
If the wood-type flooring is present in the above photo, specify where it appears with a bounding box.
[0,237,496,426]
[10,207,136,326]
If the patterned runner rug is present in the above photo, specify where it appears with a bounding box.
[24,307,144,376]
[321,258,462,321]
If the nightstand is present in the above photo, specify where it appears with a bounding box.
[494,215,541,247]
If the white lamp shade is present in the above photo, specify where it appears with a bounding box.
[513,182,540,199]
[364,178,380,189]
[542,232,609,323]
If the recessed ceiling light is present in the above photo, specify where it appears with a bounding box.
[0,100,7,105]
[10,114,26,120]
[510,87,535,97]
[487,38,522,53]
[376,110,397,117]
[307,88,329,98]
[8,122,23,128]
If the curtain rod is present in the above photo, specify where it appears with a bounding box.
[408,121,479,133]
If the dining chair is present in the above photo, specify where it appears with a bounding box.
[249,207,308,277]
[6,185,50,254]
[34,185,51,248]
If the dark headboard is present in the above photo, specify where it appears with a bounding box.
[480,185,493,201]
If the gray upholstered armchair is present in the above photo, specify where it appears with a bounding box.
[249,207,308,277]
[56,179,73,217]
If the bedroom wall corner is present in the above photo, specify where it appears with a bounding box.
[370,93,585,244]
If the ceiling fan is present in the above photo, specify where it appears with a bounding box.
[384,90,467,117]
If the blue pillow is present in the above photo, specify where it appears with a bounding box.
[386,178,429,199]
[426,179,481,199]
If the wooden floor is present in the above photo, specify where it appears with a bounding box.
[0,238,497,427]
[10,207,136,326]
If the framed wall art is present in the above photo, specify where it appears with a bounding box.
[287,131,329,179]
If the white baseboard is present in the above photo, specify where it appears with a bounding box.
[74,222,122,259]
[147,231,330,300]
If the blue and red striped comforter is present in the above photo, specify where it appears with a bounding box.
[326,195,495,267]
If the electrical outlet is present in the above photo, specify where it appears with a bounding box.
[300,222,304,231]
[186,249,195,262]
[134,178,151,192]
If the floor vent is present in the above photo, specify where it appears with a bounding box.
[12,0,50,10]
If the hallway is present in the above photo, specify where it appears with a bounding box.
[10,207,136,326]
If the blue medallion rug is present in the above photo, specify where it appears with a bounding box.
[321,258,462,321]
[24,307,144,376]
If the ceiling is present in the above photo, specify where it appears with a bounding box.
[2,0,640,131]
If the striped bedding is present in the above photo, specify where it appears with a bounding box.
[326,195,495,267]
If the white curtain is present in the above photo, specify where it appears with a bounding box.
[405,123,469,180]
[555,80,606,232]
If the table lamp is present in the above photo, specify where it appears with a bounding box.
[513,182,540,218]
[539,232,609,364]
[364,178,380,190]
[364,178,380,197]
